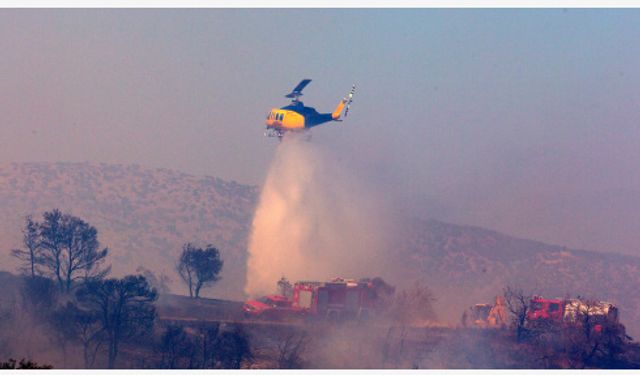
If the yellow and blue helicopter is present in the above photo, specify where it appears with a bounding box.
[264,79,355,139]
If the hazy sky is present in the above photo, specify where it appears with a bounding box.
[1,9,639,256]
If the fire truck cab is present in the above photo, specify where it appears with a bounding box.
[242,294,299,320]
[526,295,619,332]
[527,296,564,322]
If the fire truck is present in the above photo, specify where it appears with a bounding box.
[462,296,508,328]
[243,277,393,321]
[526,296,619,331]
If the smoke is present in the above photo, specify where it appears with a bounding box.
[245,134,398,297]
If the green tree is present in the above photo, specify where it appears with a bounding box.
[176,244,223,298]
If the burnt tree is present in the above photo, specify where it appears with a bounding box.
[504,286,531,342]
[11,216,41,278]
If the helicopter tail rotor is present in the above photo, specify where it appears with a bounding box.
[344,84,356,118]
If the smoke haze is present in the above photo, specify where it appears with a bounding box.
[1,10,639,257]
[245,135,399,297]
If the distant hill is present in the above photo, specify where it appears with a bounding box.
[399,218,640,336]
[0,162,257,300]
[0,162,638,335]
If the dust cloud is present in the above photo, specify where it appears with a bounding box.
[244,134,399,297]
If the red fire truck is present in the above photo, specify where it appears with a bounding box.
[291,278,384,320]
[242,295,298,320]
[243,277,392,321]
[526,296,619,331]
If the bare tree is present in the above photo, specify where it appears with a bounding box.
[503,286,531,342]
[11,216,41,278]
[276,333,309,369]
[38,210,110,292]
[63,216,110,290]
[74,308,104,369]
[49,302,104,369]
[389,280,437,325]
[560,299,630,368]
[50,303,80,367]
[198,324,220,369]
[38,209,66,289]
[76,275,157,368]
[176,243,223,298]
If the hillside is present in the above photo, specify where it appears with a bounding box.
[0,162,257,300]
[0,161,638,334]
[400,218,640,336]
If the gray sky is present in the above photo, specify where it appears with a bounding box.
[1,9,639,256]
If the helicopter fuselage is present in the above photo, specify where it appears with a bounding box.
[265,102,335,132]
[263,79,354,139]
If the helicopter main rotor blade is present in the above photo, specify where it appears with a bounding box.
[285,79,312,98]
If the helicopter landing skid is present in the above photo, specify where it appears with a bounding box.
[264,128,312,142]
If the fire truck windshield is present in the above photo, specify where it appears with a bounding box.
[531,302,543,311]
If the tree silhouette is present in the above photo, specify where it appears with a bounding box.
[214,324,252,369]
[76,275,157,368]
[390,280,436,325]
[156,325,197,369]
[503,286,532,342]
[11,216,41,278]
[0,358,53,369]
[276,333,309,369]
[50,302,104,368]
[35,209,110,292]
[176,243,223,298]
[20,275,58,320]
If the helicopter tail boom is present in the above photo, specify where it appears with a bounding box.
[331,99,347,120]
[331,84,356,120]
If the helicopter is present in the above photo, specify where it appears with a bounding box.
[264,79,355,140]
